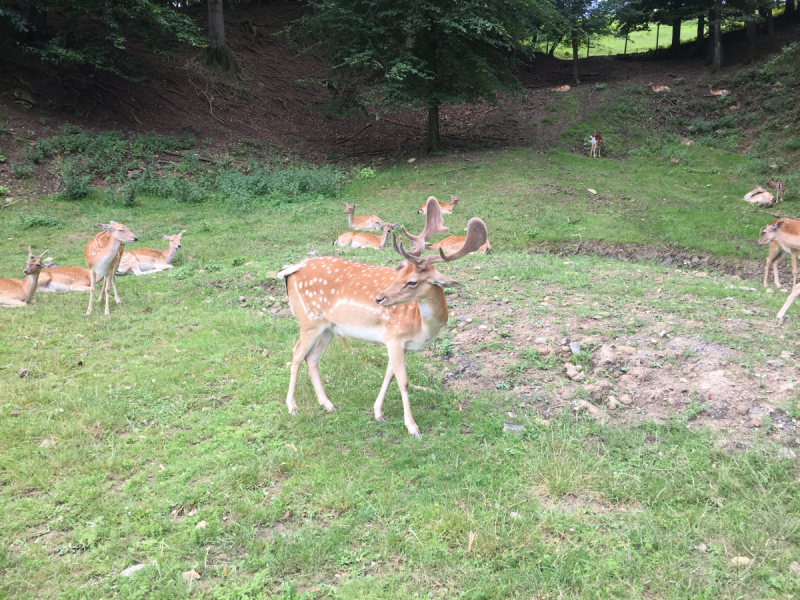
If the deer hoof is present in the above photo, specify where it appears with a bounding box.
[288,408,298,416]
[376,417,386,423]
[327,406,337,414]
[411,432,422,440]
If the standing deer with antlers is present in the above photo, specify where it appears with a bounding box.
[0,248,49,307]
[278,197,487,437]
[85,221,138,316]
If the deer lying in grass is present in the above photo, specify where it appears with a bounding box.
[0,248,49,307]
[85,221,138,316]
[709,84,729,96]
[649,81,670,92]
[418,195,459,215]
[589,132,603,158]
[427,235,492,254]
[756,221,800,322]
[758,218,800,289]
[334,222,398,249]
[117,231,185,275]
[37,267,94,292]
[278,197,487,438]
[552,85,571,92]
[343,203,384,231]
[767,179,786,203]
[744,186,776,207]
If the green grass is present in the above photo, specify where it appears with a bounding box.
[2,146,800,598]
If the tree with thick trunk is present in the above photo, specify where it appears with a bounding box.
[745,5,758,62]
[711,0,723,71]
[422,104,441,154]
[572,37,581,83]
[199,0,242,76]
[695,14,705,55]
[671,17,682,50]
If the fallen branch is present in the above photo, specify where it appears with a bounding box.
[338,123,372,144]
[675,185,697,192]
[0,198,24,210]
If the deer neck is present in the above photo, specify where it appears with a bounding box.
[21,271,41,303]
[379,229,390,249]
[163,243,178,264]
[773,230,800,249]
[347,213,356,229]
[413,287,449,343]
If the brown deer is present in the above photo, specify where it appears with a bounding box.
[117,231,185,275]
[758,218,800,289]
[427,235,492,255]
[37,267,94,292]
[278,197,487,438]
[418,195,459,215]
[552,85,571,92]
[709,84,729,96]
[334,222,398,250]
[767,179,786,203]
[343,203,384,231]
[649,81,670,92]
[757,221,800,322]
[0,248,49,307]
[744,186,776,207]
[85,221,138,316]
[590,132,603,158]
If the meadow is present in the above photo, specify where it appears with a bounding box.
[1,142,800,598]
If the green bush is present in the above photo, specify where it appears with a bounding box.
[11,160,35,179]
[61,160,93,200]
[17,214,61,229]
[782,137,800,152]
[215,166,342,210]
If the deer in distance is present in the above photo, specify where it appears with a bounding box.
[552,85,571,92]
[85,221,138,316]
[0,248,49,307]
[117,231,185,275]
[589,132,603,158]
[757,220,800,322]
[334,222,398,249]
[427,235,492,255]
[278,197,488,438]
[418,195,459,215]
[758,218,800,290]
[649,81,670,92]
[709,84,729,96]
[744,186,776,207]
[767,179,786,203]
[343,203,384,231]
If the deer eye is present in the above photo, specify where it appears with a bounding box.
[405,281,418,287]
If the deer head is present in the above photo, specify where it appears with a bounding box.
[23,247,49,275]
[757,220,786,246]
[97,221,138,243]
[160,230,186,249]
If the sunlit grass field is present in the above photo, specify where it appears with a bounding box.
[1,144,799,598]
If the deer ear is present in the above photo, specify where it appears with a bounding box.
[160,234,169,240]
[430,273,464,289]
[774,221,786,231]
[96,223,111,230]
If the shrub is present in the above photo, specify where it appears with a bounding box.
[11,160,35,179]
[18,214,61,229]
[61,160,93,200]
[783,137,800,152]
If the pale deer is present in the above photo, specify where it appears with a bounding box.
[418,195,459,215]
[117,231,185,275]
[37,267,94,292]
[552,85,571,92]
[0,248,49,307]
[757,221,800,321]
[758,219,800,289]
[343,203,384,231]
[85,221,138,316]
[649,81,670,92]
[334,222,398,249]
[589,132,603,158]
[744,186,776,207]
[709,84,729,96]
[278,197,487,438]
[767,179,786,203]
[427,235,492,254]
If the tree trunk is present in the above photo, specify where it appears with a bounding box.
[711,0,723,72]
[671,18,682,50]
[26,0,48,42]
[208,0,226,49]
[624,34,628,55]
[746,8,758,62]
[548,37,562,57]
[586,38,590,58]
[695,14,704,54]
[706,9,714,62]
[572,37,581,84]
[422,104,442,154]
[765,8,775,44]
[656,23,660,49]
[786,0,796,22]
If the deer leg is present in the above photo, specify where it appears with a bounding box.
[101,273,111,315]
[110,273,121,305]
[791,250,798,289]
[86,270,97,315]
[373,361,395,423]
[285,328,324,415]
[386,343,420,438]
[765,249,780,287]
[777,283,800,322]
[305,330,336,413]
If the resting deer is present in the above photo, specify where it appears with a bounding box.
[278,197,487,438]
[343,203,384,231]
[117,231,185,275]
[552,85,571,92]
[427,235,492,254]
[767,179,786,203]
[418,195,459,215]
[709,85,729,96]
[334,222,398,249]
[0,248,49,307]
[85,221,138,316]
[744,186,776,207]
[757,221,800,322]
[758,218,800,289]
[649,81,670,92]
[589,132,603,158]
[38,267,94,292]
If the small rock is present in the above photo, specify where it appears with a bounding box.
[778,447,796,460]
[564,363,585,381]
[407,157,416,163]
[572,399,600,417]
[587,188,597,194]
[39,439,55,448]
[790,561,800,577]
[19,368,28,378]
[239,296,246,303]
[780,382,796,392]
[607,397,619,410]
[735,404,749,415]
[619,394,633,406]
[536,346,552,357]
[502,423,526,434]
[593,344,617,367]
[506,411,517,418]
[696,543,707,553]
[766,288,775,294]
[187,508,198,517]
[659,330,667,338]
[510,511,520,518]
[767,360,784,368]
[750,415,762,428]
[569,341,581,355]
[731,556,752,568]
[195,520,207,529]
[182,570,201,582]
[121,564,147,577]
